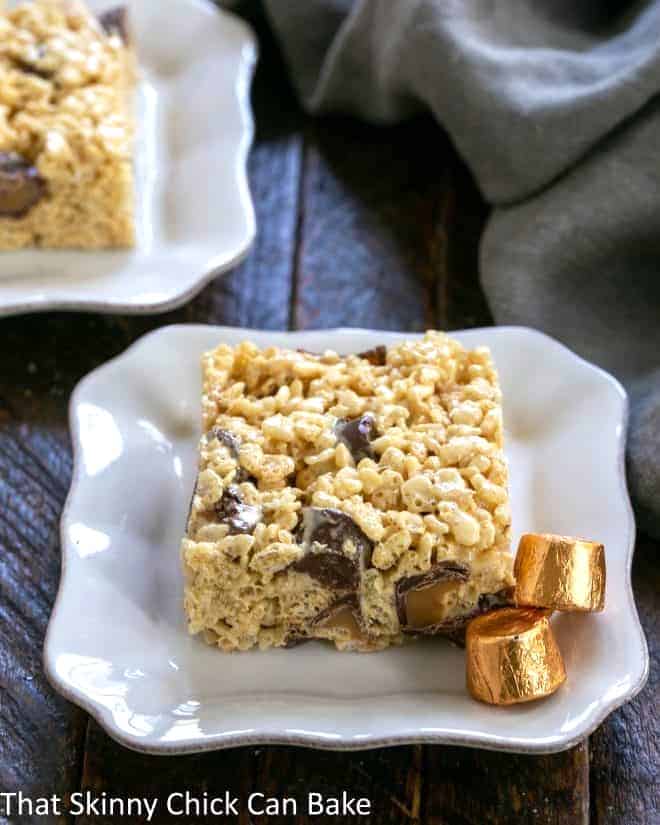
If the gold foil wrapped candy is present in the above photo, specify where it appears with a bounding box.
[466,607,566,705]
[514,533,606,612]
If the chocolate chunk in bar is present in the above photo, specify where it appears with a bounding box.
[98,6,129,42]
[214,486,261,535]
[15,59,52,79]
[396,562,470,632]
[334,414,378,462]
[292,507,373,590]
[283,635,310,649]
[0,153,45,218]
[14,45,53,79]
[313,594,365,640]
[357,345,387,366]
[211,427,241,459]
[210,427,253,483]
[478,588,514,612]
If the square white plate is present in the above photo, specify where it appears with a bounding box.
[0,0,256,316]
[46,325,649,754]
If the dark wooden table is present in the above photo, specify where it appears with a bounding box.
[1,4,657,823]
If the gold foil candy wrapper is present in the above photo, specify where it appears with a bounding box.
[514,533,606,612]
[466,607,566,705]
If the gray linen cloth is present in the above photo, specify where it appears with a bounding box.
[263,0,660,537]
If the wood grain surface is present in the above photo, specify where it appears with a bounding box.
[0,3,656,823]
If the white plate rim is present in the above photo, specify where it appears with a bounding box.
[44,325,649,754]
[0,0,257,317]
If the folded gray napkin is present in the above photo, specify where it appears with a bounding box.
[264,0,660,538]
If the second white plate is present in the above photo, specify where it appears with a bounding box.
[0,0,256,316]
[45,325,648,754]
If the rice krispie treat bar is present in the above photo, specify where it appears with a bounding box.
[182,332,514,652]
[0,0,135,249]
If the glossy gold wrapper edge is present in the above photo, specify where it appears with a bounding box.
[514,533,606,612]
[466,607,566,705]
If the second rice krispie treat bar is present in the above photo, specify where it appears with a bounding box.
[0,0,135,249]
[182,331,514,651]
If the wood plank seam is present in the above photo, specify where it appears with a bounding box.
[289,131,309,332]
